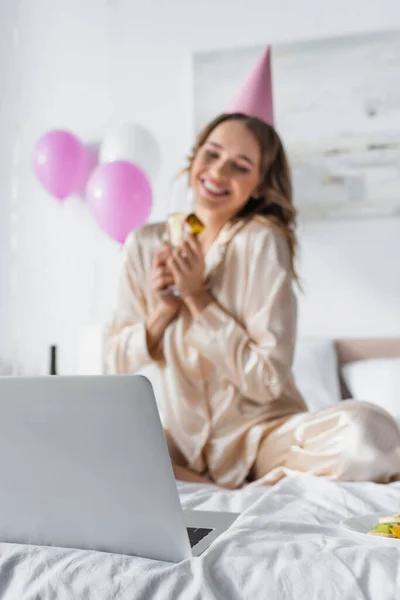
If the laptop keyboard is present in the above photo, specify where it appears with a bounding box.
[187,527,213,547]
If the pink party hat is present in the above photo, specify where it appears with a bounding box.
[228,47,274,125]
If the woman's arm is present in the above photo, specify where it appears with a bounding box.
[145,305,177,358]
[103,231,176,373]
[183,228,297,404]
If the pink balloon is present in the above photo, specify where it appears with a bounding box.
[33,130,90,200]
[86,161,152,243]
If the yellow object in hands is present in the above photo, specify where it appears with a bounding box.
[185,213,205,236]
[166,213,205,247]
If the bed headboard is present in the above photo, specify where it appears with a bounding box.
[336,338,400,364]
[335,338,400,399]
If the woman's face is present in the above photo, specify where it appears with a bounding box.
[190,120,262,222]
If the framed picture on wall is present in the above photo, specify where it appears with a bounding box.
[192,31,400,221]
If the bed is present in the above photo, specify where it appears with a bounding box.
[0,337,399,599]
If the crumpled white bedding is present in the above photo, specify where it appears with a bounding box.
[0,474,399,599]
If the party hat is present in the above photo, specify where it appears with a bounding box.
[227,47,274,125]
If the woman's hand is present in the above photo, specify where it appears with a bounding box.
[167,235,214,319]
[151,245,181,318]
[146,246,182,359]
[167,234,206,298]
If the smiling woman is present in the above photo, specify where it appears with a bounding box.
[186,113,298,276]
[103,112,400,490]
[193,127,259,201]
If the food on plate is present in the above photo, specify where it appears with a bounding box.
[368,514,400,538]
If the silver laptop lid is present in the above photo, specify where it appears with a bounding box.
[0,375,191,562]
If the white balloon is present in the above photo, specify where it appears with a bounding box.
[99,124,161,180]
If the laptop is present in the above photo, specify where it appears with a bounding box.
[0,374,238,562]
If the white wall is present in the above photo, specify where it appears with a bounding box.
[297,218,400,338]
[0,0,399,374]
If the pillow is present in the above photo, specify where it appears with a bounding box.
[292,339,342,412]
[342,358,400,421]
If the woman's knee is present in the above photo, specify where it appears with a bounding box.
[338,400,400,453]
[343,400,397,424]
[334,401,400,482]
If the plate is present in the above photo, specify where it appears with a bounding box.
[341,512,400,545]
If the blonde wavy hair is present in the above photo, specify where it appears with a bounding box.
[186,113,299,281]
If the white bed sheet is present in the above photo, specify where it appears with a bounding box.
[0,474,399,599]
